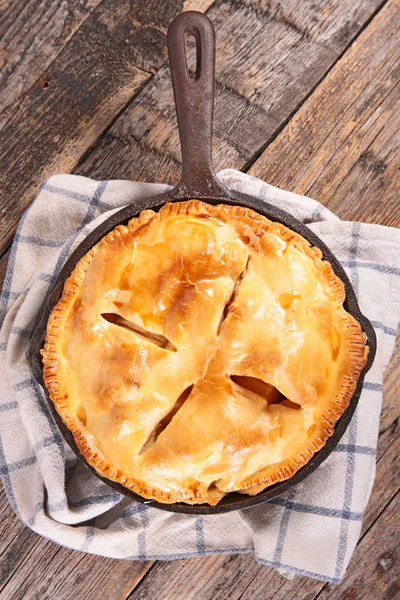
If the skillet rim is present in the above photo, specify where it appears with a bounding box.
[30,189,377,514]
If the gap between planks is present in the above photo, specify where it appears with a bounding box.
[241,0,389,173]
[0,0,391,259]
[248,0,400,225]
[0,0,217,256]
[0,0,106,130]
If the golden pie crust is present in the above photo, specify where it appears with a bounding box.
[42,201,368,505]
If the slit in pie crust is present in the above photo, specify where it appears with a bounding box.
[42,201,368,505]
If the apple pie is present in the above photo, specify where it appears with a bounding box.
[42,201,368,505]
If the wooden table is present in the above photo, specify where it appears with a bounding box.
[0,1,399,598]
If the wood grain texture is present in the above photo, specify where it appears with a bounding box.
[0,487,38,591]
[242,0,384,50]
[0,0,103,127]
[360,422,399,536]
[79,0,384,188]
[318,492,399,600]
[0,251,8,294]
[0,0,214,255]
[381,332,400,439]
[128,554,266,600]
[249,0,400,227]
[0,511,153,600]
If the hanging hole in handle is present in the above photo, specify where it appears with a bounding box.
[184,29,201,81]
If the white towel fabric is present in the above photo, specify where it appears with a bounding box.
[0,169,399,583]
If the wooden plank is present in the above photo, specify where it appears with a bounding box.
[0,486,39,591]
[0,491,153,600]
[0,251,8,293]
[361,425,399,536]
[381,332,400,439]
[78,0,385,190]
[249,0,400,227]
[128,554,266,600]
[3,548,152,600]
[0,0,214,256]
[317,492,399,600]
[0,0,103,128]
[242,0,385,50]
[378,336,400,463]
[235,567,322,600]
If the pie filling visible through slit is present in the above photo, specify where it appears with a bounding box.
[42,200,368,505]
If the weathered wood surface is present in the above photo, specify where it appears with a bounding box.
[0,484,38,593]
[319,492,399,600]
[0,0,399,598]
[380,333,400,441]
[77,0,385,184]
[0,464,154,599]
[0,0,385,254]
[249,0,400,227]
[0,252,8,295]
[0,532,153,600]
[0,0,214,253]
[0,0,103,127]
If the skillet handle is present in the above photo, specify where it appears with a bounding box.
[167,11,230,200]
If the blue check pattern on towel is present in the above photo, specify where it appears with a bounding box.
[0,170,399,583]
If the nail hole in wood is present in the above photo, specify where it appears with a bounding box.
[40,76,51,89]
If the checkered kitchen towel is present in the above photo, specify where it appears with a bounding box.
[0,169,399,583]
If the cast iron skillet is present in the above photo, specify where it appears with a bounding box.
[30,11,376,514]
